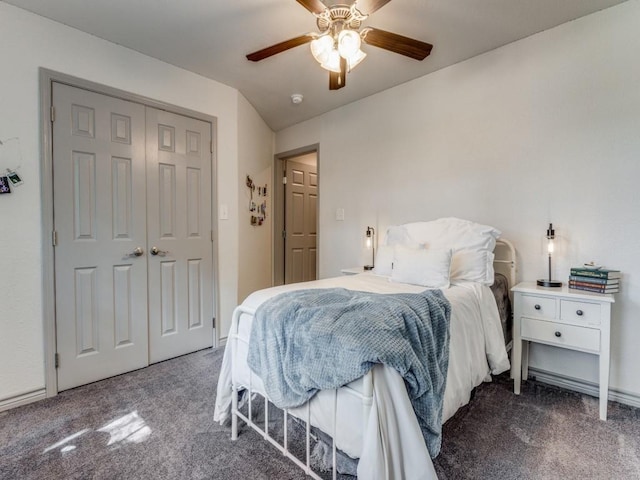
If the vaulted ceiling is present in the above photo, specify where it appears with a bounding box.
[4,0,628,131]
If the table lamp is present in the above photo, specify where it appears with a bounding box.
[537,223,562,287]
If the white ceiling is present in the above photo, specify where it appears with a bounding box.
[4,0,628,131]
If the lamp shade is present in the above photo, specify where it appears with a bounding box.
[311,29,367,73]
[320,48,342,73]
[346,49,366,71]
[364,226,375,270]
[537,223,562,287]
[338,30,361,58]
[310,35,333,64]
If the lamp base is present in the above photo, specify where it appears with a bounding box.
[537,279,562,287]
[364,265,374,270]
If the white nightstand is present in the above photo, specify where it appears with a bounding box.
[340,267,366,275]
[511,282,615,420]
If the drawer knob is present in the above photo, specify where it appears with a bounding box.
[555,331,562,337]
[576,310,584,316]
[534,304,541,310]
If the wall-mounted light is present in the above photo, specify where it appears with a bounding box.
[537,223,562,287]
[364,226,375,270]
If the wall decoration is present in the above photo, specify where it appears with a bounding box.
[0,137,24,194]
[246,174,268,226]
[6,170,23,187]
[0,176,11,194]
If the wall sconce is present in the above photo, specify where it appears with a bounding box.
[537,223,562,287]
[364,226,375,270]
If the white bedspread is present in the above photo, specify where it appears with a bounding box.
[214,273,510,479]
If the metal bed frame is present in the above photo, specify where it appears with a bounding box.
[230,304,369,479]
[228,238,516,479]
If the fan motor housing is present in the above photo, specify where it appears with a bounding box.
[316,4,366,32]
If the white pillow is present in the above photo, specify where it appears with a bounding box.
[384,225,411,246]
[374,244,425,276]
[451,250,495,285]
[390,246,452,289]
[403,217,501,253]
[373,245,395,276]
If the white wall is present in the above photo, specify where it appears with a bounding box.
[0,3,262,402]
[276,1,640,398]
[236,95,275,313]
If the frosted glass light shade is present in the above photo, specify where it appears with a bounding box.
[310,35,333,64]
[347,49,366,71]
[312,30,366,73]
[338,30,361,58]
[321,49,342,73]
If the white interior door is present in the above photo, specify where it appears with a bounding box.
[53,83,149,391]
[146,107,214,363]
[285,158,318,284]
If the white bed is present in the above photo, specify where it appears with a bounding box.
[214,220,515,479]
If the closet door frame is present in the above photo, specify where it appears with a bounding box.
[39,68,219,397]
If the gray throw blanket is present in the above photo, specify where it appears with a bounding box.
[247,287,451,457]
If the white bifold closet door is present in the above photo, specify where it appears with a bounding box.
[145,107,213,364]
[52,83,213,391]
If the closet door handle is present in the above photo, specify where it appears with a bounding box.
[126,247,144,257]
[150,246,169,257]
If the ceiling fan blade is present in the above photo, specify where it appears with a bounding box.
[355,0,393,15]
[296,0,327,15]
[246,34,316,62]
[361,27,433,61]
[329,57,347,90]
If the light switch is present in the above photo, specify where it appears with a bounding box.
[220,204,229,220]
[336,208,345,221]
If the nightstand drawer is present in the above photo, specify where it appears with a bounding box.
[520,294,556,319]
[521,317,600,353]
[560,300,601,326]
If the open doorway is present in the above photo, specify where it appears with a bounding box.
[273,146,319,285]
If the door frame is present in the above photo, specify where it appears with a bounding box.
[272,145,320,286]
[39,68,219,397]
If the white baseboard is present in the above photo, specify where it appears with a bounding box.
[0,389,47,413]
[528,367,640,410]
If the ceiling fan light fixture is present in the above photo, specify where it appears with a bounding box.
[321,48,342,73]
[338,29,361,58]
[247,1,434,91]
[346,49,367,71]
[310,34,333,64]
[313,29,365,73]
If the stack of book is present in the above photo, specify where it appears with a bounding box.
[569,267,621,294]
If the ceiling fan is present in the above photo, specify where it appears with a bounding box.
[246,0,433,90]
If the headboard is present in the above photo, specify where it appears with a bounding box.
[494,238,516,291]
[493,238,516,349]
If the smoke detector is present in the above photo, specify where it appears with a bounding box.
[291,93,304,105]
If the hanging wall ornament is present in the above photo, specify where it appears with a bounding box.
[0,176,11,194]
[0,138,24,191]
[6,170,23,187]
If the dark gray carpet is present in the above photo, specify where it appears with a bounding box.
[1,347,638,479]
[435,374,640,479]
